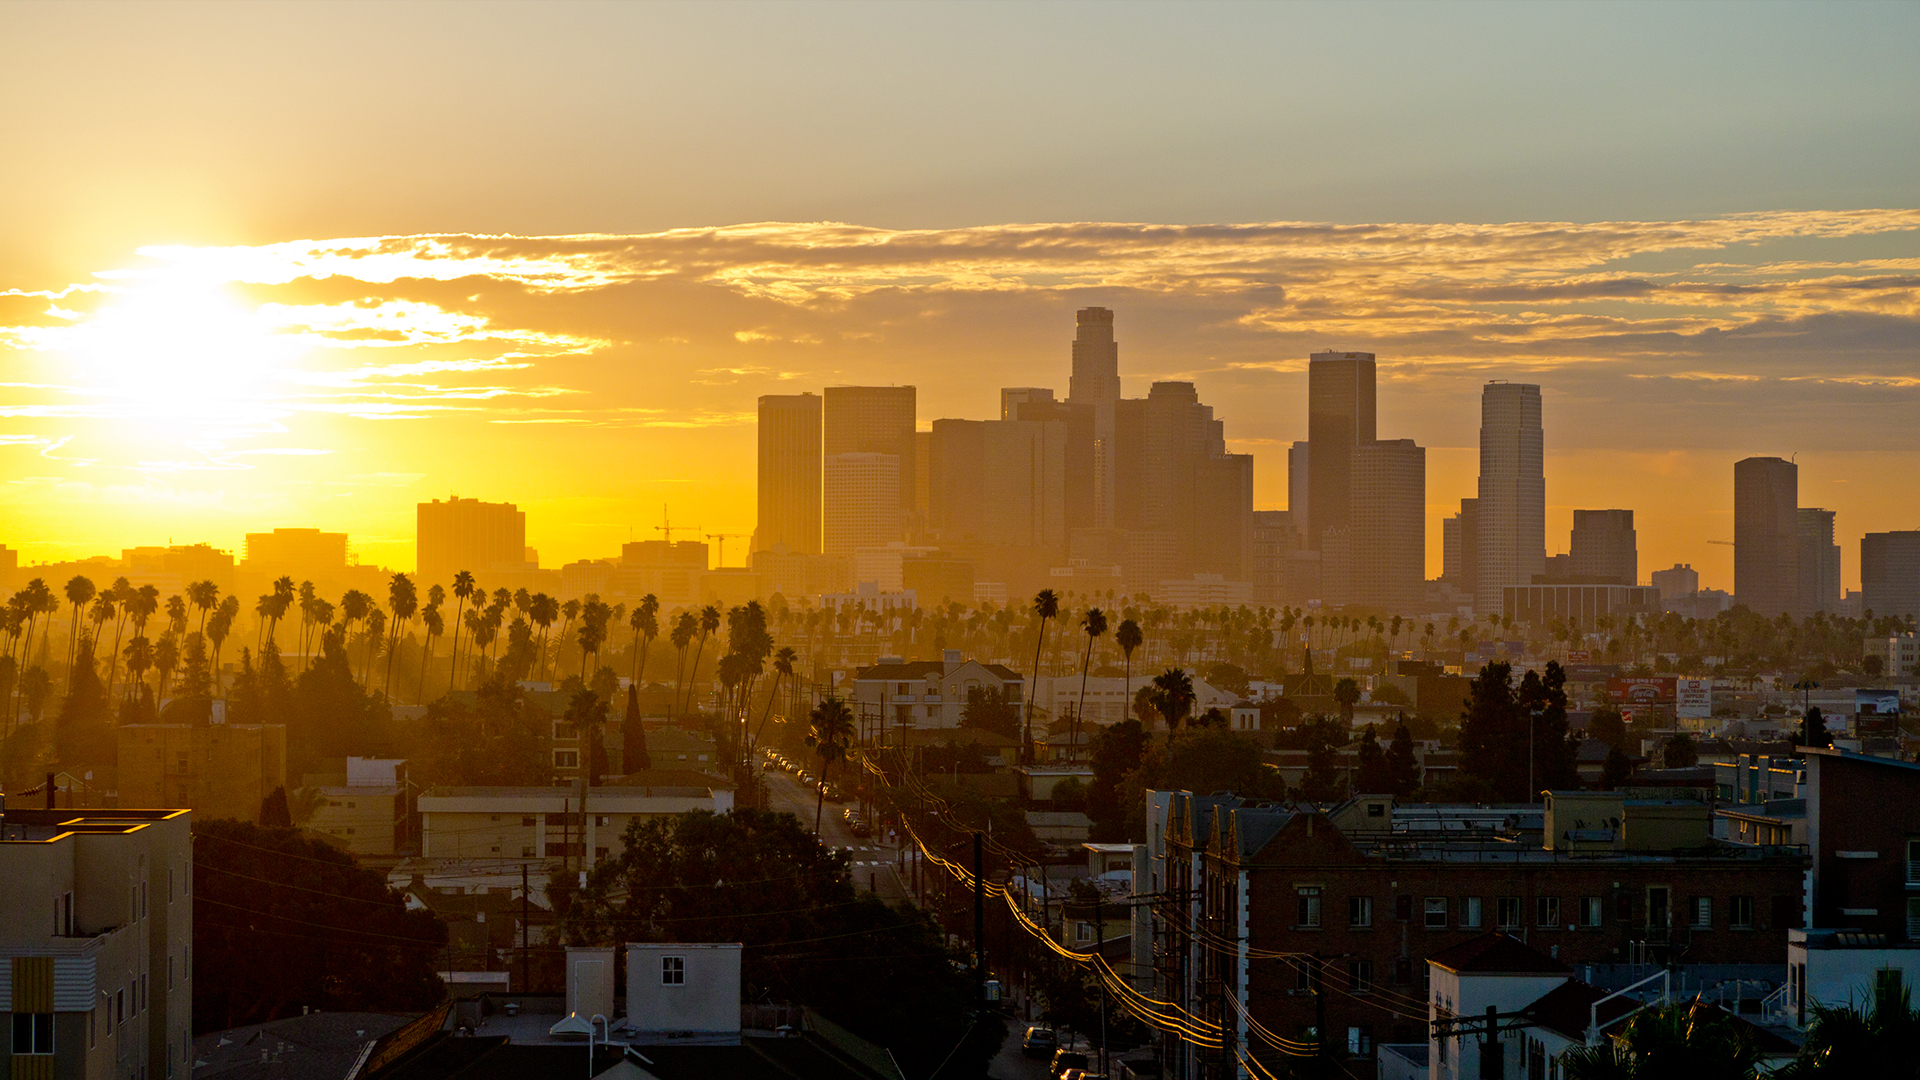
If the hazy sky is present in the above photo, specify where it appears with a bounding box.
[2,1,1916,589]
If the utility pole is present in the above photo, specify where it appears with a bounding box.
[521,863,530,993]
[973,832,986,1005]
[1313,952,1328,1073]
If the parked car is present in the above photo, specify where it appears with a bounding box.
[1050,1051,1090,1079]
[1020,1026,1057,1058]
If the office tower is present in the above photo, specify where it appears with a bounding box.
[1652,563,1700,600]
[1252,510,1301,606]
[1861,531,1920,622]
[1349,439,1426,612]
[1000,387,1055,421]
[1796,508,1841,616]
[1194,452,1256,584]
[1443,516,1462,582]
[982,420,1069,552]
[914,430,932,525]
[824,385,915,548]
[1734,457,1800,617]
[1305,352,1377,548]
[1446,498,1480,600]
[927,419,986,546]
[1010,396,1096,537]
[417,497,529,583]
[243,527,348,574]
[824,453,902,557]
[1475,382,1545,614]
[0,542,15,591]
[1288,441,1310,534]
[1569,509,1637,585]
[1067,308,1122,529]
[755,393,822,555]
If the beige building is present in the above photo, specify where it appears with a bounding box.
[418,785,734,863]
[117,723,287,823]
[0,806,193,1080]
[302,758,409,858]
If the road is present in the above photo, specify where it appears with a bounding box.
[760,764,909,903]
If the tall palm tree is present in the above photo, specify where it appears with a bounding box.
[1024,589,1061,764]
[63,574,96,685]
[87,592,115,688]
[630,595,659,685]
[1562,1002,1760,1080]
[1074,607,1107,763]
[750,645,798,762]
[683,605,720,715]
[122,635,153,707]
[1777,982,1920,1077]
[111,585,157,703]
[383,572,418,700]
[153,634,180,703]
[338,589,373,683]
[207,595,239,695]
[669,612,697,715]
[1149,667,1196,732]
[449,570,476,689]
[1116,617,1143,712]
[805,695,855,835]
[578,602,608,681]
[529,592,558,681]
[187,579,220,637]
[557,598,583,679]
[416,603,444,704]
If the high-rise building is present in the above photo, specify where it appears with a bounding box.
[1287,441,1310,534]
[824,385,915,549]
[1861,531,1920,622]
[1349,439,1426,612]
[1009,396,1096,538]
[755,393,821,555]
[1000,387,1055,420]
[823,453,902,557]
[1446,497,1480,600]
[927,418,986,547]
[417,497,530,584]
[981,420,1069,553]
[1067,308,1122,530]
[1796,508,1841,616]
[1475,382,1545,614]
[1305,352,1377,549]
[1568,509,1637,585]
[243,527,348,574]
[1251,510,1301,606]
[1651,563,1700,600]
[1733,457,1799,617]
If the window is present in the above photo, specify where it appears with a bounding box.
[1908,898,1920,941]
[1648,887,1671,930]
[522,816,537,827]
[1394,894,1413,922]
[662,956,685,985]
[1424,898,1448,929]
[1349,896,1373,928]
[1731,895,1754,929]
[1461,897,1483,929]
[554,750,580,769]
[1580,897,1603,928]
[1347,1026,1372,1055]
[1347,960,1373,994]
[595,815,611,827]
[1690,897,1712,929]
[12,1013,53,1055]
[1296,887,1322,928]
[1908,839,1920,885]
[1536,896,1561,928]
[1497,897,1521,930]
[1076,922,1095,943]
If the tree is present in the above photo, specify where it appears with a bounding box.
[1588,707,1630,750]
[805,696,855,835]
[1354,725,1389,793]
[1779,981,1920,1078]
[415,603,444,704]
[669,611,697,712]
[55,642,114,767]
[404,676,551,788]
[383,572,418,700]
[1561,1002,1760,1080]
[1149,667,1196,731]
[1025,589,1061,764]
[1087,718,1148,841]
[1801,706,1831,749]
[961,684,1020,737]
[63,574,96,685]
[622,683,650,772]
[1116,617,1143,710]
[1073,607,1107,763]
[187,578,220,637]
[1663,732,1699,769]
[680,604,721,714]
[1602,745,1635,789]
[206,595,239,694]
[1333,677,1361,723]
[449,570,475,689]
[630,594,660,684]
[1460,661,1579,802]
[566,688,611,786]
[1385,721,1422,796]
[193,819,445,1032]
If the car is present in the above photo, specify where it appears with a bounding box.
[1049,1051,1089,1079]
[1020,1026,1056,1058]
[849,818,873,838]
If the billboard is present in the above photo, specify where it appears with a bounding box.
[1608,676,1677,706]
[1857,688,1902,735]
[1677,678,1712,719]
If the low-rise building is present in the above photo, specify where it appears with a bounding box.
[417,784,733,863]
[847,651,1024,730]
[302,758,411,857]
[117,722,287,822]
[0,805,193,1080]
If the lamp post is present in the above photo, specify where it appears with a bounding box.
[1528,705,1543,803]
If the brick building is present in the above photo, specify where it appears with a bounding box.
[1149,791,1806,1079]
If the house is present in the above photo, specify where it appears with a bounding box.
[847,650,1025,730]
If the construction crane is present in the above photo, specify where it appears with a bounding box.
[706,533,750,568]
[655,505,700,545]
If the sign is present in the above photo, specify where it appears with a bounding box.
[1566,650,1591,663]
[1856,688,1902,716]
[1677,678,1712,719]
[1608,676,1677,705]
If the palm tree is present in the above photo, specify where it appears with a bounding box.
[1776,982,1920,1078]
[207,595,239,694]
[630,595,660,684]
[529,592,558,680]
[416,603,444,704]
[186,579,220,637]
[383,572,418,700]
[683,605,720,715]
[1024,589,1061,764]
[750,645,798,762]
[805,695,855,835]
[558,598,583,679]
[1334,677,1360,723]
[63,575,96,685]
[448,571,476,686]
[153,634,180,703]
[111,584,157,703]
[1074,607,1108,763]
[669,612,697,715]
[1562,1002,1760,1080]
[1149,667,1196,732]
[578,605,608,681]
[1116,617,1143,714]
[122,635,153,707]
[87,592,115,688]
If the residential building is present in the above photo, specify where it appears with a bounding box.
[1568,509,1637,585]
[1796,508,1841,616]
[1349,439,1425,613]
[416,497,532,584]
[755,393,822,556]
[1304,351,1376,550]
[1734,457,1799,618]
[1863,632,1917,677]
[1475,382,1545,614]
[846,651,1025,732]
[242,527,348,576]
[117,722,288,823]
[417,785,733,863]
[0,806,193,1080]
[302,758,410,858]
[1861,530,1920,622]
[1503,584,1662,626]
[1032,674,1237,727]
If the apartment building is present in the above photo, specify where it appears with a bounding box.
[1,805,193,1080]
[116,723,287,824]
[417,785,733,863]
[846,651,1026,732]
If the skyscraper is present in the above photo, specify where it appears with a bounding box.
[824,385,915,549]
[755,393,821,555]
[1475,382,1545,614]
[1447,497,1480,600]
[1796,508,1840,616]
[1306,352,1377,549]
[1861,531,1920,622]
[1349,439,1426,612]
[417,497,529,583]
[822,453,901,557]
[1734,457,1799,617]
[1067,308,1122,529]
[1287,440,1310,534]
[1569,509,1637,585]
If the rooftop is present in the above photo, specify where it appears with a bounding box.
[1429,932,1571,976]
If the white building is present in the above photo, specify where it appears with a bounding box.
[848,651,1025,730]
[1031,674,1238,726]
[418,785,732,862]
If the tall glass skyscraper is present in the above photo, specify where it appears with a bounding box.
[1475,382,1545,614]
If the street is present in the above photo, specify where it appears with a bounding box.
[760,763,909,903]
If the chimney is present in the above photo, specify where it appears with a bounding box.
[943,649,962,673]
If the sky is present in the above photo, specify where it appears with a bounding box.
[1,1,1917,590]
